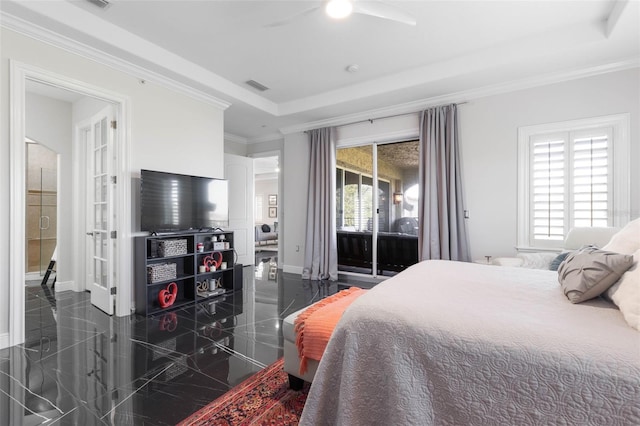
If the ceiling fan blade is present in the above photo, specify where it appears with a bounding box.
[265,5,321,28]
[353,1,417,26]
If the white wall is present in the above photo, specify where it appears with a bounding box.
[25,92,73,286]
[224,139,248,156]
[461,68,639,260]
[279,68,639,271]
[72,96,112,124]
[336,114,419,145]
[282,133,308,274]
[246,139,284,156]
[1,28,225,345]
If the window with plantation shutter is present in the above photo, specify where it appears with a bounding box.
[531,136,565,242]
[518,115,629,251]
[572,133,610,228]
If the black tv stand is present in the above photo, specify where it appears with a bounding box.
[149,228,227,236]
[135,230,240,316]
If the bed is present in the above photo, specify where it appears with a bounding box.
[300,260,640,425]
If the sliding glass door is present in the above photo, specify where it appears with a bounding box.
[336,145,374,274]
[336,140,419,277]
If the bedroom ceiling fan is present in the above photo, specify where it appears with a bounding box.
[266,0,417,27]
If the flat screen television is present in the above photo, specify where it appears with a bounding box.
[140,169,229,232]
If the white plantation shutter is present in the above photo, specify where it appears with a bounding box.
[518,115,629,251]
[572,131,610,227]
[531,137,565,242]
[527,127,613,247]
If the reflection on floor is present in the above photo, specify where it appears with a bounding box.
[255,243,278,253]
[0,252,358,425]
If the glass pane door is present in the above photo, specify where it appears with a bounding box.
[25,142,58,276]
[40,168,57,274]
[87,107,116,315]
[92,118,110,293]
[376,141,420,275]
[336,141,420,277]
[336,146,373,275]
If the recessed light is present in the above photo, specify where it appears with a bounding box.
[346,64,359,73]
[326,0,353,20]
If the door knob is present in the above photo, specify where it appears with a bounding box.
[86,232,94,236]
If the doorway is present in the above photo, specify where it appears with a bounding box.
[336,140,420,277]
[9,61,132,347]
[25,139,58,282]
[253,155,280,257]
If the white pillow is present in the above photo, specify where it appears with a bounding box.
[516,252,557,269]
[606,249,640,331]
[492,257,525,267]
[603,218,640,254]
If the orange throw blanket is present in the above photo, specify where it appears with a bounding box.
[294,287,366,375]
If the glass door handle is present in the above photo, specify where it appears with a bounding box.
[39,216,50,230]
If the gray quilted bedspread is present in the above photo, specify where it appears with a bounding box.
[300,260,640,425]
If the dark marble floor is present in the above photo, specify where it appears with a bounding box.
[0,253,363,425]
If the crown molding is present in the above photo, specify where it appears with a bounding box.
[225,132,283,145]
[224,133,248,144]
[246,133,285,145]
[279,99,430,135]
[0,11,232,111]
[279,58,640,135]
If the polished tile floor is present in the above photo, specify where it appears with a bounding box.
[0,253,366,425]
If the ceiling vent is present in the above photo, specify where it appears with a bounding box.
[86,0,111,9]
[245,80,270,92]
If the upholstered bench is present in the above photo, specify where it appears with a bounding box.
[282,287,366,390]
[283,306,320,390]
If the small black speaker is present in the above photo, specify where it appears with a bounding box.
[233,263,243,291]
[149,240,159,258]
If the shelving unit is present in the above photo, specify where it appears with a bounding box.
[135,230,240,316]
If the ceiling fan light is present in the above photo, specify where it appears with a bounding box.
[325,0,353,20]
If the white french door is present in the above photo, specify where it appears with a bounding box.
[85,106,117,314]
[224,154,255,266]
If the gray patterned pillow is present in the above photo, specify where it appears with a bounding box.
[557,246,634,304]
[549,252,570,271]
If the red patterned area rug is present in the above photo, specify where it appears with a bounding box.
[177,358,309,426]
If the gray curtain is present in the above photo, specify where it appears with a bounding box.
[418,104,471,261]
[303,127,338,280]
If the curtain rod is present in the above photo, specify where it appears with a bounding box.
[305,101,468,132]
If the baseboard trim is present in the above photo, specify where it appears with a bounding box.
[0,332,9,350]
[25,271,46,281]
[54,280,74,292]
[282,265,303,275]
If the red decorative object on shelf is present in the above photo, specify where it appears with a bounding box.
[158,282,178,308]
[203,251,223,271]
